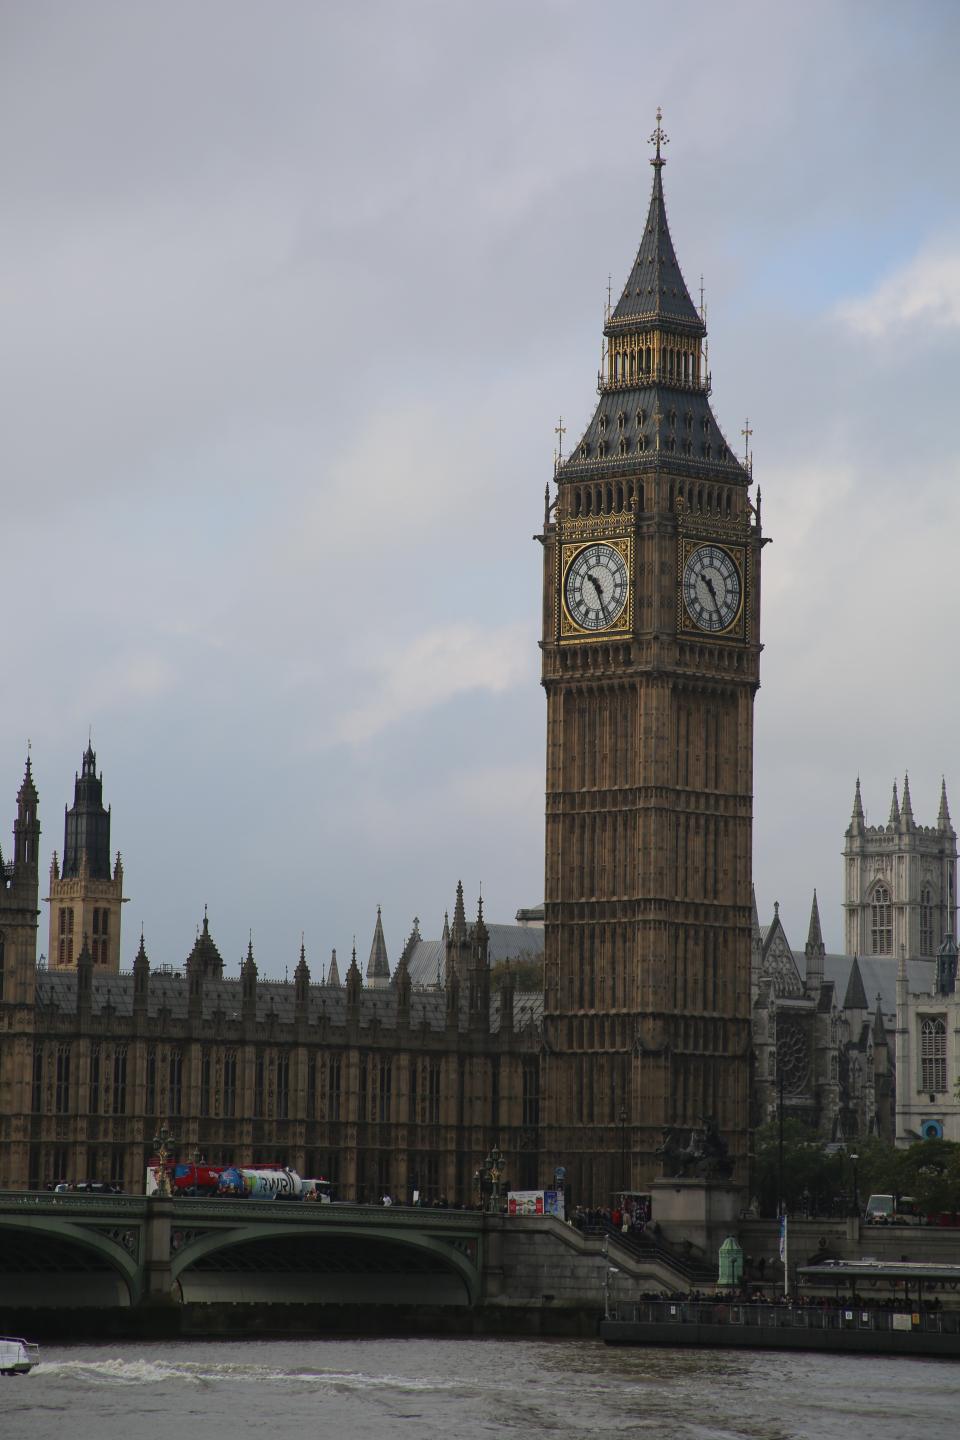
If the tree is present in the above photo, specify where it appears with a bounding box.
[751,1120,846,1217]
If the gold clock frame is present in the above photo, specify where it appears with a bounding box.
[677,537,746,640]
[559,535,633,642]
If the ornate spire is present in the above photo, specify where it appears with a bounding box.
[900,772,914,827]
[888,780,900,827]
[939,776,952,831]
[851,776,864,826]
[843,955,868,1012]
[326,947,341,987]
[608,109,702,333]
[451,880,467,940]
[442,910,450,944]
[366,905,391,987]
[806,890,824,951]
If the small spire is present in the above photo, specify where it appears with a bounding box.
[806,890,824,950]
[901,772,914,825]
[939,776,952,829]
[843,955,868,1012]
[366,905,391,986]
[888,780,900,827]
[852,776,864,824]
[452,880,467,939]
[327,947,341,987]
[442,910,450,944]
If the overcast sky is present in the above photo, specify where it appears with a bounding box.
[3,0,959,975]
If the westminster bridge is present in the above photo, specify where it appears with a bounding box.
[0,1189,707,1312]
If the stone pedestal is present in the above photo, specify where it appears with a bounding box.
[651,1178,744,1263]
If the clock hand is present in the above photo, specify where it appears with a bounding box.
[699,571,723,618]
[588,572,608,619]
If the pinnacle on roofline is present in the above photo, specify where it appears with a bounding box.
[888,780,900,827]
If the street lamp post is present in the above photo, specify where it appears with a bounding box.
[618,1107,628,1193]
[850,1151,860,1217]
[487,1145,504,1213]
[152,1122,176,1198]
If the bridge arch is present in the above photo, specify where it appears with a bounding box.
[173,1222,480,1306]
[0,1215,141,1305]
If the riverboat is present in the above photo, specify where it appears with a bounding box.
[601,1298,960,1358]
[0,1337,40,1376]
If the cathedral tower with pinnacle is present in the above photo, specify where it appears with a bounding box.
[844,775,957,960]
[539,114,764,1200]
[46,744,126,971]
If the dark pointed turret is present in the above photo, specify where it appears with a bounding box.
[939,777,953,832]
[805,890,825,993]
[62,743,111,880]
[888,780,900,828]
[133,929,150,1014]
[326,947,341,987]
[451,881,467,940]
[843,955,868,1013]
[849,777,864,833]
[559,108,747,485]
[346,943,362,1009]
[294,937,310,1013]
[14,752,40,878]
[900,772,914,829]
[241,937,257,1019]
[366,905,391,989]
[76,932,93,1015]
[186,908,224,981]
[610,111,703,333]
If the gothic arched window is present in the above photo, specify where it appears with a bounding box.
[870,883,892,954]
[920,1016,947,1092]
[920,886,934,955]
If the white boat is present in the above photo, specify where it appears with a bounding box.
[0,1337,40,1376]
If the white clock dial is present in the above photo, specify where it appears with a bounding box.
[564,544,629,632]
[682,544,741,632]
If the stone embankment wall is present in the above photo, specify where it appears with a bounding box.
[482,1216,684,1305]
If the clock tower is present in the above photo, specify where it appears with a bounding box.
[539,114,764,1202]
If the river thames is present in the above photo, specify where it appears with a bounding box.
[1,1336,957,1439]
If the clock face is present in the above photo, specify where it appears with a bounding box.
[682,544,742,632]
[564,543,629,632]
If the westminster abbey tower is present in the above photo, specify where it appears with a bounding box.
[540,115,764,1198]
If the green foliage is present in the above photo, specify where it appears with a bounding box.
[491,957,542,992]
[751,1120,847,1216]
[751,1127,960,1219]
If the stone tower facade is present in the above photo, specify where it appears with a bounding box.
[539,116,764,1202]
[46,744,126,971]
[843,776,957,961]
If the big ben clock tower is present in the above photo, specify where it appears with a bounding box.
[540,113,764,1202]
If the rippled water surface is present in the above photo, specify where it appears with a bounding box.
[1,1337,956,1439]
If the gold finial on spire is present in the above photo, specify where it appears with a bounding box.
[554,415,566,464]
[741,418,753,468]
[649,106,668,167]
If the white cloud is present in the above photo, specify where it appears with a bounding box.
[330,622,529,745]
[837,241,960,337]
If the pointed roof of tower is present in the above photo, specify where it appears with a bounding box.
[852,777,864,825]
[295,936,309,980]
[939,776,953,830]
[451,880,467,940]
[134,929,149,968]
[474,891,488,946]
[888,780,900,826]
[805,890,824,951]
[366,905,391,983]
[186,908,224,979]
[18,752,38,804]
[442,910,450,944]
[559,111,747,486]
[751,884,760,931]
[326,947,341,987]
[843,955,868,1012]
[901,772,914,825]
[609,111,703,333]
[242,936,257,975]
